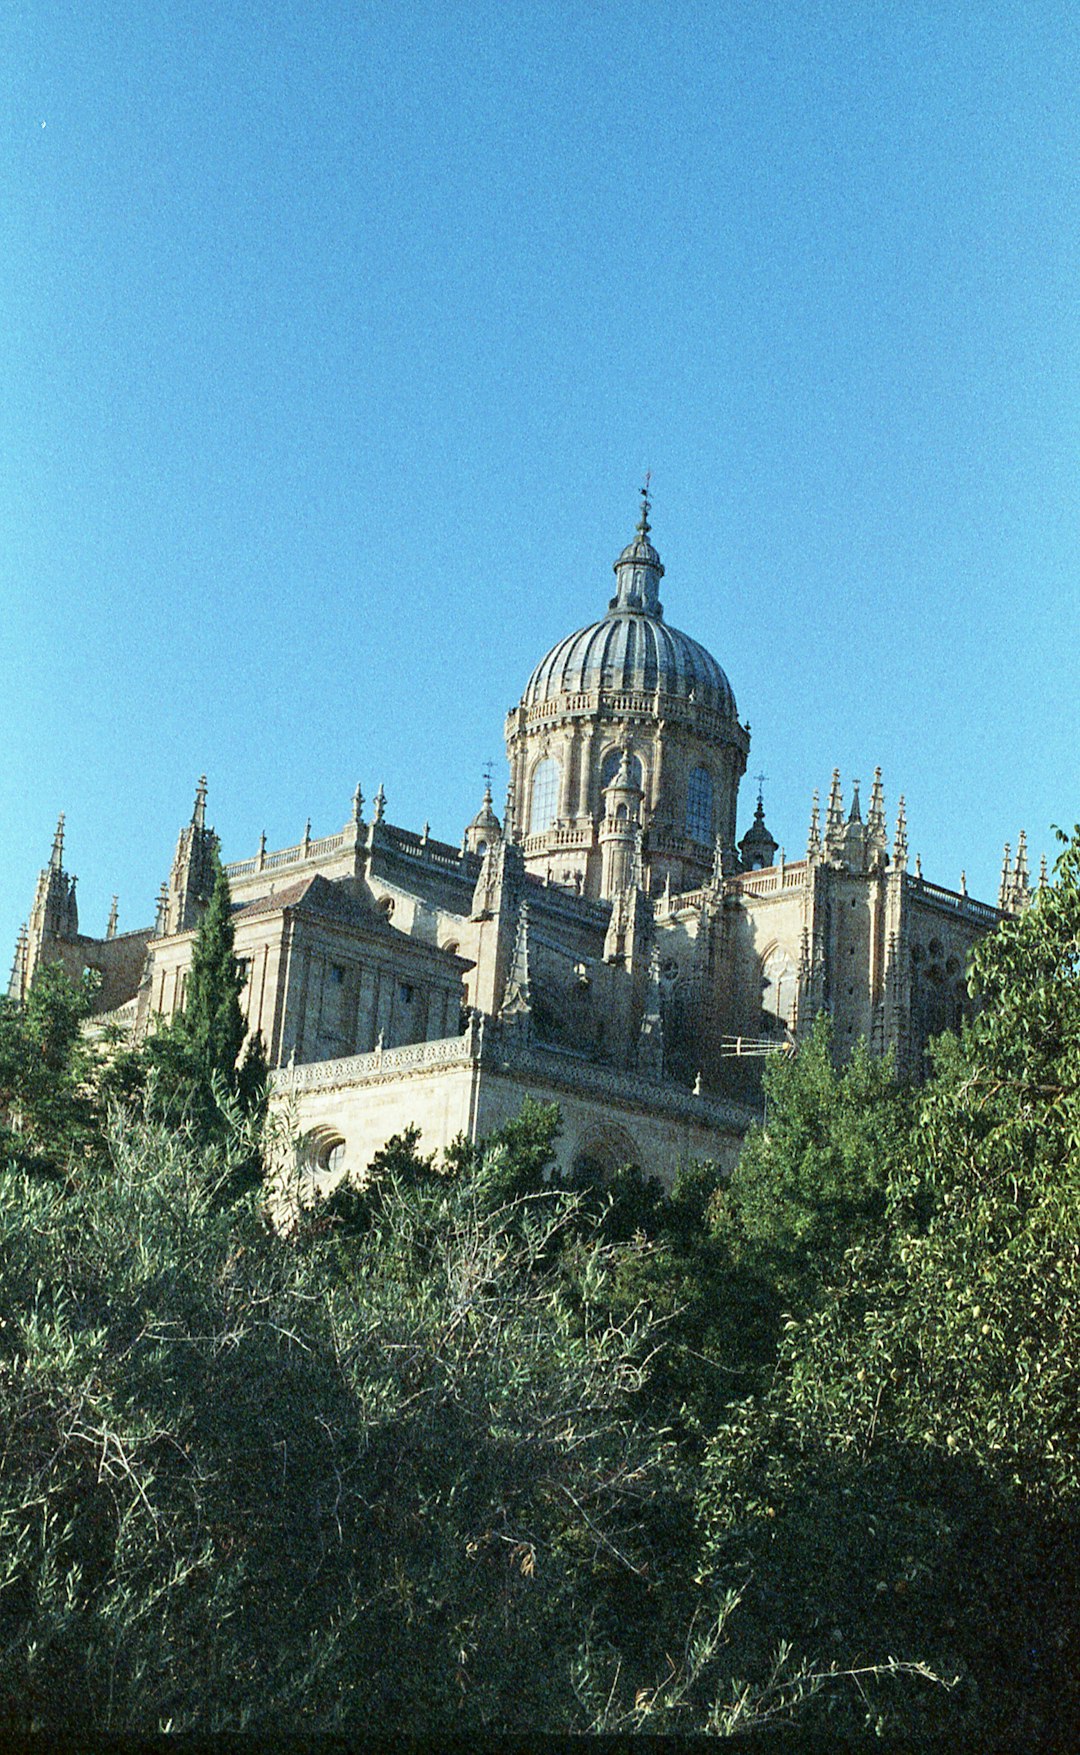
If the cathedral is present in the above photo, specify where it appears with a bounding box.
[9,493,1033,1187]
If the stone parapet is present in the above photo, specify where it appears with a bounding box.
[273,1023,757,1136]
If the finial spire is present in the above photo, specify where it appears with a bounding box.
[893,795,908,870]
[825,769,844,839]
[351,783,364,823]
[868,767,886,841]
[847,778,862,825]
[50,812,65,871]
[373,783,386,824]
[807,789,821,860]
[1039,851,1048,889]
[637,471,652,535]
[192,776,207,831]
[998,842,1013,910]
[1014,828,1030,898]
[8,923,28,1002]
[500,899,533,1021]
[106,896,119,940]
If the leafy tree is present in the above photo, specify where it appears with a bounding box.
[0,1107,691,1737]
[0,963,99,1179]
[712,1014,909,1300]
[695,830,1080,1742]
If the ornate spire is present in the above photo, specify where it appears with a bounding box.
[1039,852,1049,890]
[998,842,1012,910]
[8,924,28,1001]
[1014,829,1030,900]
[351,783,364,824]
[825,769,844,839]
[372,783,386,824]
[893,795,908,870]
[500,899,533,1023]
[106,896,118,940]
[847,778,862,825]
[867,768,886,842]
[155,881,169,937]
[611,483,665,617]
[50,812,65,871]
[192,776,207,831]
[806,789,821,860]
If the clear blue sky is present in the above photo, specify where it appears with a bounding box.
[3,1,1077,959]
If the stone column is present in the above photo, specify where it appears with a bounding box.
[577,724,596,818]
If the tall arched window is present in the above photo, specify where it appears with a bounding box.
[685,766,713,843]
[600,749,643,792]
[529,757,560,832]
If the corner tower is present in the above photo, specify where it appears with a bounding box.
[504,491,750,900]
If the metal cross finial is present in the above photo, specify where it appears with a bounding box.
[638,471,652,533]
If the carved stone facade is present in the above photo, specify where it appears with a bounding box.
[9,494,1032,1186]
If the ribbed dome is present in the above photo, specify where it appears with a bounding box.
[522,610,738,716]
[522,498,737,717]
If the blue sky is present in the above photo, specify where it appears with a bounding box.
[3,1,1077,958]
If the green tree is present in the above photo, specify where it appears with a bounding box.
[0,1106,689,1738]
[146,852,267,1139]
[695,830,1080,1742]
[0,963,98,1179]
[712,1014,910,1303]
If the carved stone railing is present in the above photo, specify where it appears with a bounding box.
[521,827,594,856]
[274,1031,476,1094]
[225,829,348,881]
[734,861,808,898]
[908,876,999,926]
[513,687,745,739]
[273,1022,757,1137]
[654,886,710,918]
[383,825,469,873]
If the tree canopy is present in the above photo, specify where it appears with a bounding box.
[1,831,1078,1739]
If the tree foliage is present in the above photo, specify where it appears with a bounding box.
[145,852,267,1140]
[0,964,100,1179]
[696,829,1080,1742]
[2,833,1079,1738]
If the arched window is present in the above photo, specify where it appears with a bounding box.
[685,766,713,843]
[600,749,643,792]
[529,757,560,832]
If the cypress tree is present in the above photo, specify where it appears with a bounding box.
[148,851,266,1133]
[181,848,246,1088]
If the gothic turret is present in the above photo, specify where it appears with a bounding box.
[738,781,779,871]
[463,776,501,856]
[599,745,644,898]
[162,777,219,937]
[16,813,80,999]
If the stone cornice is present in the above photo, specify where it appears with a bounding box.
[273,1023,757,1135]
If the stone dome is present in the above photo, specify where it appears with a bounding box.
[522,499,738,717]
[522,611,737,717]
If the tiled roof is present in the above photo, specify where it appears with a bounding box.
[233,874,391,931]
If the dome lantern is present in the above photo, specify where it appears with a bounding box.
[611,483,665,616]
